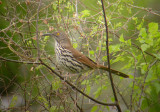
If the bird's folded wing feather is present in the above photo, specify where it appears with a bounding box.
[69,48,98,68]
[68,47,129,78]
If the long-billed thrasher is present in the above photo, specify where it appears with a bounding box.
[43,31,129,78]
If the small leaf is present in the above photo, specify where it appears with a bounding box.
[141,44,149,51]
[52,3,57,10]
[119,34,125,42]
[152,53,160,60]
[137,19,144,30]
[81,10,90,18]
[101,47,106,51]
[132,17,138,24]
[124,110,131,112]
[102,56,107,61]
[35,65,43,70]
[139,28,147,38]
[128,75,134,79]
[94,85,106,98]
[49,106,56,112]
[86,86,91,94]
[81,80,89,85]
[127,39,131,46]
[97,1,102,5]
[89,50,94,55]
[9,95,18,108]
[148,22,158,35]
[111,97,115,102]
[73,43,78,49]
[91,106,98,112]
[141,98,149,110]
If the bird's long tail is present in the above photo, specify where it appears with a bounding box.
[97,65,129,78]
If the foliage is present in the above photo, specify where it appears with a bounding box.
[0,0,160,111]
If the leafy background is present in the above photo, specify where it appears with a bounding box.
[0,0,160,112]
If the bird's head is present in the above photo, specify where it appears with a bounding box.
[42,31,71,47]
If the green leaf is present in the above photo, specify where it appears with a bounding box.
[153,82,160,94]
[73,43,78,49]
[132,17,138,24]
[145,37,153,46]
[102,56,107,61]
[97,1,102,5]
[111,56,125,64]
[128,75,134,79]
[148,22,158,35]
[86,86,91,94]
[139,28,147,38]
[52,3,57,10]
[97,16,103,23]
[94,85,106,98]
[102,47,106,51]
[141,44,149,51]
[137,37,145,43]
[111,97,115,102]
[89,50,94,55]
[35,65,43,70]
[152,53,160,60]
[124,110,131,112]
[140,63,148,74]
[91,106,98,112]
[114,22,122,29]
[109,44,120,53]
[81,10,90,18]
[38,96,49,108]
[127,39,131,46]
[119,34,125,42]
[44,36,49,42]
[81,80,89,85]
[52,80,61,90]
[137,19,144,30]
[9,95,18,108]
[49,106,56,112]
[141,98,149,110]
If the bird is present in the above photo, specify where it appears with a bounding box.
[42,31,129,78]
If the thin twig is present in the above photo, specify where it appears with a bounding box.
[0,57,40,64]
[138,59,158,108]
[126,3,160,17]
[101,0,122,111]
[36,0,42,59]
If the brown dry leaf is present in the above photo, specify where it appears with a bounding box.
[30,67,34,71]
[49,26,54,31]
[25,0,30,5]
[19,19,23,23]
[40,32,43,36]
[43,19,48,24]
[32,36,37,40]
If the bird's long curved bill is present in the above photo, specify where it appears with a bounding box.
[42,33,53,36]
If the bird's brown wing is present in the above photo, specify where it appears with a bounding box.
[69,47,98,68]
[69,47,129,78]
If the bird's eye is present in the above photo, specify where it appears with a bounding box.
[57,32,60,36]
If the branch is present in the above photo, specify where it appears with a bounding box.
[131,43,159,61]
[39,59,117,106]
[126,3,160,17]
[0,57,40,64]
[138,59,158,108]
[36,0,42,59]
[101,0,122,111]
